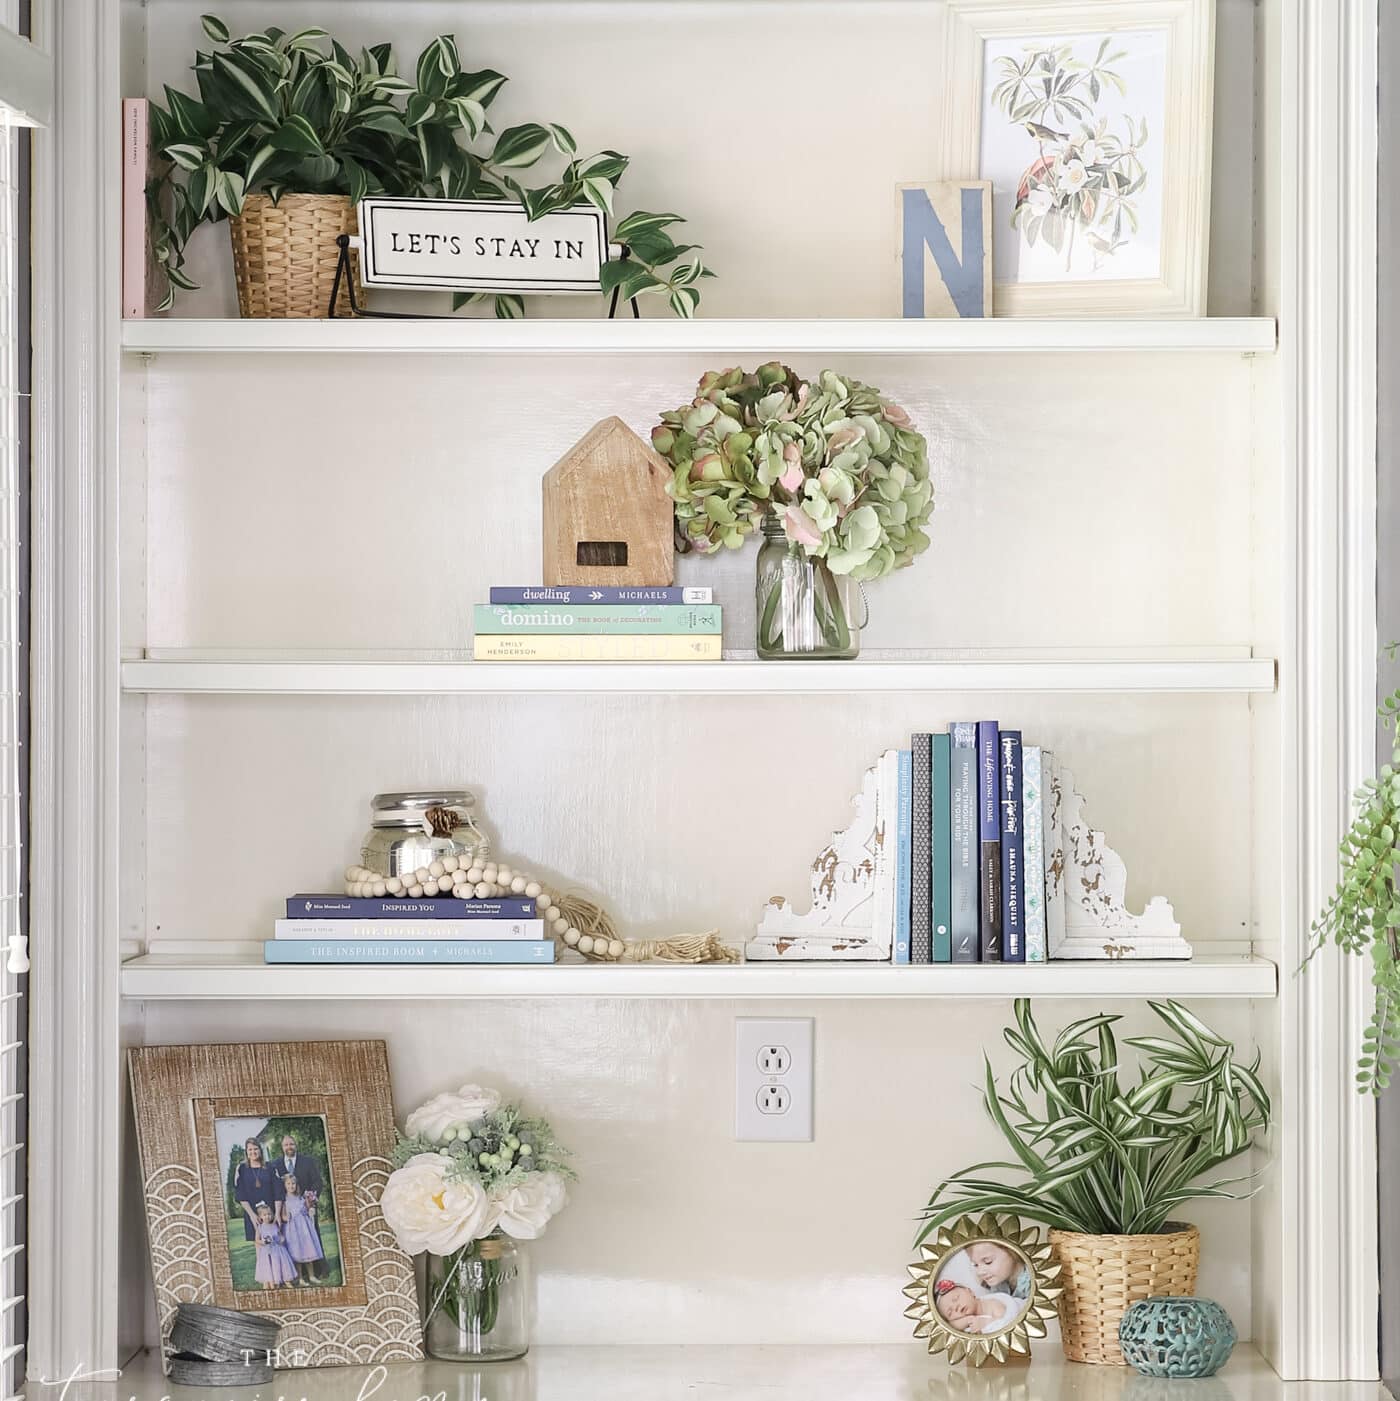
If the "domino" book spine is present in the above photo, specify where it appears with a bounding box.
[286,896,537,920]
[489,586,713,604]
[977,721,1002,962]
[265,940,556,964]
[474,604,721,635]
[999,730,1025,963]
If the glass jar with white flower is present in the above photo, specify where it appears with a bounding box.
[380,1084,573,1362]
[652,363,932,660]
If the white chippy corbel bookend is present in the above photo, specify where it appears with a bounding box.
[1047,761,1191,960]
[748,754,894,961]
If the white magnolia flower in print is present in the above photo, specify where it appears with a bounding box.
[1057,159,1089,195]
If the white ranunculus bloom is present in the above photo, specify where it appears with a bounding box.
[404,1084,501,1143]
[380,1152,499,1255]
[491,1171,568,1240]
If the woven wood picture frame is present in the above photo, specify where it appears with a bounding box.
[128,1040,423,1372]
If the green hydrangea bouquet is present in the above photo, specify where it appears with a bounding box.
[652,363,933,658]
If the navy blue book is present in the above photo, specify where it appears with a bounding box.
[976,721,1002,962]
[999,731,1025,962]
[286,895,537,920]
[489,586,712,604]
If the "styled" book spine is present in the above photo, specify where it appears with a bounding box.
[474,604,722,635]
[999,730,1025,963]
[909,735,933,964]
[895,749,914,965]
[286,895,537,920]
[473,635,721,661]
[1021,745,1048,963]
[977,721,1002,961]
[265,939,556,964]
[931,733,952,963]
[274,918,545,942]
[949,723,979,963]
[489,586,713,605]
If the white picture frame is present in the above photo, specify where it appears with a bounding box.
[937,0,1214,317]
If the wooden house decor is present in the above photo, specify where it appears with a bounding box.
[541,416,674,587]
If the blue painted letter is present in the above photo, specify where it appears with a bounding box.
[901,186,986,318]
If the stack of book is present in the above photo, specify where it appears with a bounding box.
[265,894,556,965]
[472,586,720,661]
[888,723,1061,964]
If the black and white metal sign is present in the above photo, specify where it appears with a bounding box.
[356,197,608,293]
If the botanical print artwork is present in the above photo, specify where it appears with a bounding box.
[980,29,1168,285]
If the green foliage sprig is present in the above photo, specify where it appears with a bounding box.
[917,999,1270,1241]
[1310,643,1400,1093]
[393,1101,574,1194]
[148,16,711,316]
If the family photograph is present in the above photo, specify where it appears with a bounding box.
[217,1114,345,1292]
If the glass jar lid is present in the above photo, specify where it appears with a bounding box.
[369,790,476,828]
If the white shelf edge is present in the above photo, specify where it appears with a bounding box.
[120,316,1279,357]
[120,656,1278,696]
[121,941,1277,1001]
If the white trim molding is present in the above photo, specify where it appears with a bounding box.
[1268,0,1380,1382]
[24,0,122,1380]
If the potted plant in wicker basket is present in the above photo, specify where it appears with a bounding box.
[918,999,1270,1365]
[146,17,708,318]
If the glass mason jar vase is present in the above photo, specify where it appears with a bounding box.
[755,511,862,660]
[423,1234,529,1362]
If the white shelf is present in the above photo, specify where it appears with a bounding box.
[121,315,1279,357]
[121,654,1277,696]
[120,943,1277,1001]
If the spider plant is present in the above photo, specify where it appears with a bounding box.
[917,998,1271,1241]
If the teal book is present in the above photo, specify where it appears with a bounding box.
[264,940,555,964]
[894,749,913,964]
[931,733,952,963]
[474,603,721,635]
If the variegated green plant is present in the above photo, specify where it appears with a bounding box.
[147,17,711,316]
[917,999,1271,1241]
[1309,643,1400,1093]
[651,363,933,579]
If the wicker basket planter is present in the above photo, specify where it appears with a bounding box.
[1048,1222,1200,1365]
[228,193,360,318]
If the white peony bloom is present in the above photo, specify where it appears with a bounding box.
[1057,159,1088,194]
[380,1152,500,1255]
[491,1171,568,1240]
[404,1084,501,1143]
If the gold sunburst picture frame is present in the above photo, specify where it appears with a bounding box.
[904,1213,1063,1366]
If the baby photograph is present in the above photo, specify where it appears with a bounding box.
[215,1113,345,1292]
[932,1238,1032,1336]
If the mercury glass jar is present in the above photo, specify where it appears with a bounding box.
[359,791,488,880]
[755,511,862,660]
[424,1235,530,1363]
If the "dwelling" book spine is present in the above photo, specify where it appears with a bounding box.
[265,939,556,964]
[930,732,952,963]
[473,635,721,661]
[1021,745,1048,963]
[894,749,914,965]
[474,604,722,635]
[976,721,1002,961]
[286,895,537,920]
[949,722,979,963]
[999,730,1025,963]
[274,918,545,942]
[909,734,933,964]
[489,586,713,604]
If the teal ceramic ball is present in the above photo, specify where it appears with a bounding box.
[1119,1297,1237,1378]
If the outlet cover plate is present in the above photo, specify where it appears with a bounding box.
[735,1016,813,1142]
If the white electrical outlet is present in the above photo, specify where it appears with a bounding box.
[735,1016,813,1142]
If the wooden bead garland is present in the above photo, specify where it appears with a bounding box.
[343,859,738,964]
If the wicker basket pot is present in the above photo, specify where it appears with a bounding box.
[228,193,360,318]
[1049,1223,1199,1365]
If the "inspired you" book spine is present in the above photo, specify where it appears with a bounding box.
[286,896,537,920]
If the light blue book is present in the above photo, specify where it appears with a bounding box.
[894,749,913,965]
[1022,746,1048,962]
[474,603,721,635]
[264,940,555,964]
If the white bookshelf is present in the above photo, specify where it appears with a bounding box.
[120,316,1279,357]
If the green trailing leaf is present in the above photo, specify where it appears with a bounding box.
[490,123,552,169]
[917,999,1270,1238]
[199,14,230,44]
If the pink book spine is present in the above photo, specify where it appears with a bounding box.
[121,98,148,319]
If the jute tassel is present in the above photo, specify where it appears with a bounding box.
[553,894,740,964]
